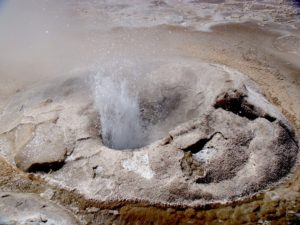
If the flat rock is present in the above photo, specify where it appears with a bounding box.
[0,192,79,225]
[14,123,68,172]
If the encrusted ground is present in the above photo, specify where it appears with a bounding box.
[0,60,298,214]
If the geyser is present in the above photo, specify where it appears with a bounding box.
[91,61,204,150]
[93,74,146,150]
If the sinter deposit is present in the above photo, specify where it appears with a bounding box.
[0,59,298,208]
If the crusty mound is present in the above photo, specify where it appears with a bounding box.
[0,59,298,207]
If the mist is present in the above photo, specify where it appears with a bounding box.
[0,0,90,98]
[92,69,146,150]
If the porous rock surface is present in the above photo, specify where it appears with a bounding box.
[0,59,298,208]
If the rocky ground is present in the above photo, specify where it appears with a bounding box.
[1,0,300,224]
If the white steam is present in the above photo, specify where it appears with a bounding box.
[93,72,146,150]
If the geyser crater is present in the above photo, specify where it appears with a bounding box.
[0,59,298,207]
[91,63,201,150]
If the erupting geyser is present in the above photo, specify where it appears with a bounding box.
[93,74,145,150]
[91,61,208,150]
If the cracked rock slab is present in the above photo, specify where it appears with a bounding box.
[14,123,68,172]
